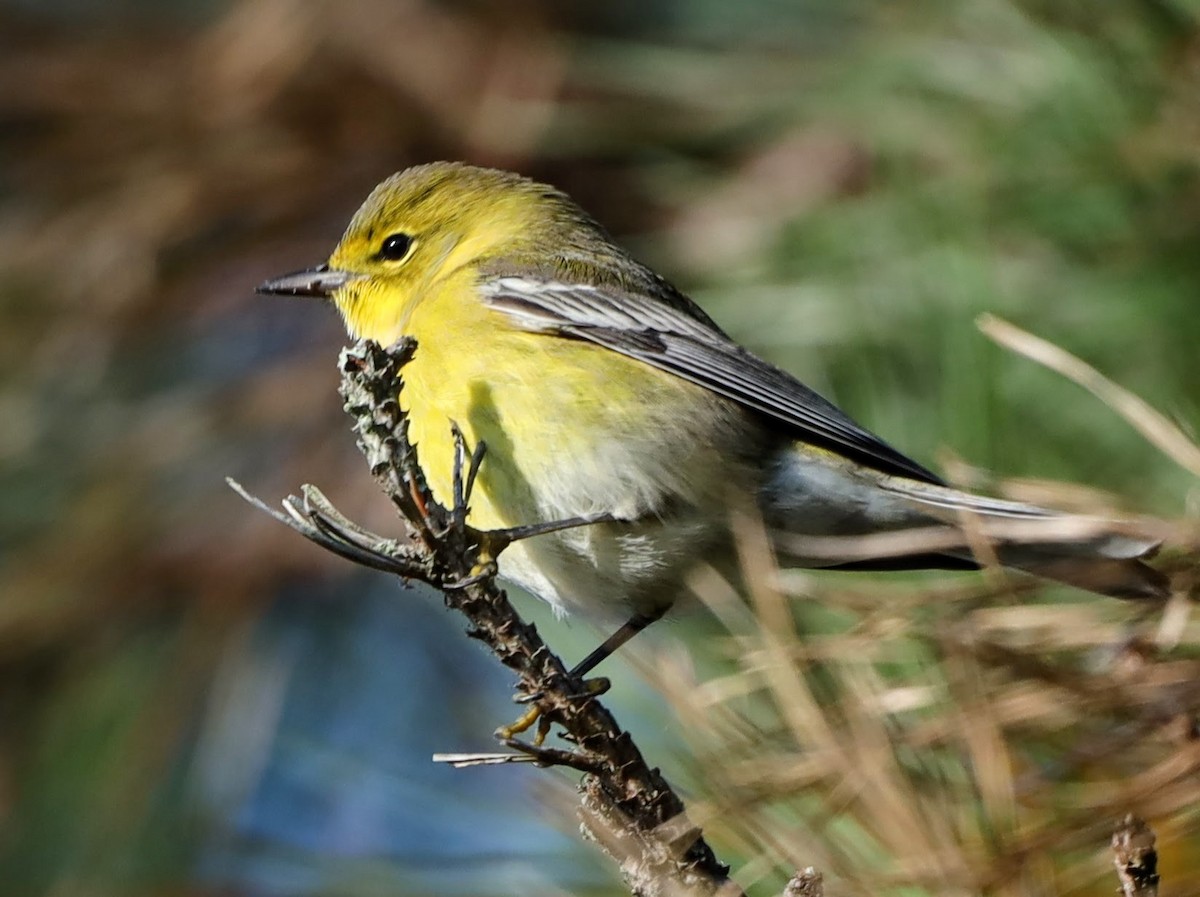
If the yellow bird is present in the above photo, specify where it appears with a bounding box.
[260,162,1165,676]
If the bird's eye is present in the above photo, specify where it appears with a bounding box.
[378,233,414,261]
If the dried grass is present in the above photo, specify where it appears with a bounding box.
[641,336,1200,896]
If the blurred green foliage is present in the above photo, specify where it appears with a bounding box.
[0,0,1197,894]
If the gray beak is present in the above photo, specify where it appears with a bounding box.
[256,264,358,299]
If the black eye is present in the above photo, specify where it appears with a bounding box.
[378,233,413,261]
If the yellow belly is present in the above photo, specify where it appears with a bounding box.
[399,285,764,617]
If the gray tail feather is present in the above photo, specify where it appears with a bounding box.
[879,478,1168,600]
[1009,555,1167,599]
[821,545,1166,598]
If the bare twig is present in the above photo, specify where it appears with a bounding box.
[1112,815,1160,897]
[231,338,746,897]
[978,314,1200,478]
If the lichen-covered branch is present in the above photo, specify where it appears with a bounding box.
[232,338,745,897]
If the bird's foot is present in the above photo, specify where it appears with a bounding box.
[496,676,612,746]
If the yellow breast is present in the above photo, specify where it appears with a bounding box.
[406,280,717,515]
[368,271,766,616]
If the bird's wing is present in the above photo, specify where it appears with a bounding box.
[480,276,943,485]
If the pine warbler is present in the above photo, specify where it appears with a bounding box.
[260,162,1165,673]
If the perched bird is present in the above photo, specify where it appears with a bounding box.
[259,162,1165,676]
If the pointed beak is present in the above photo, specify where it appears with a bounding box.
[256,264,359,299]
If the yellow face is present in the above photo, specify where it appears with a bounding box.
[257,161,614,344]
[318,163,568,343]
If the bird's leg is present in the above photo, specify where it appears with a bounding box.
[494,512,619,544]
[498,607,668,745]
[570,608,668,679]
[439,423,663,745]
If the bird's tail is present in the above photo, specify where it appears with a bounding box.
[874,477,1166,598]
[764,452,1168,599]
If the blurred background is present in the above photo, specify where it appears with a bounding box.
[2,0,1199,895]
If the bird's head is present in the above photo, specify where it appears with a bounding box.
[257,162,610,344]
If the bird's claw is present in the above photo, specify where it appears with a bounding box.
[496,676,611,746]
